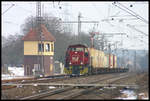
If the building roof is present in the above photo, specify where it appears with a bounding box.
[22,24,56,41]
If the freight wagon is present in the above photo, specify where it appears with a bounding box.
[64,44,128,75]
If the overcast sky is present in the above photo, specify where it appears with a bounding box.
[2,1,148,50]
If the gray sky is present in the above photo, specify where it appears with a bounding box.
[2,1,148,50]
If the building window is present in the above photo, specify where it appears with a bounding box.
[45,43,50,52]
[51,43,54,52]
[38,43,44,52]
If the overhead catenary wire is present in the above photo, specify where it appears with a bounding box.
[112,2,148,24]
[2,3,15,15]
[117,2,148,24]
[126,28,148,48]
[101,17,138,22]
[126,24,148,36]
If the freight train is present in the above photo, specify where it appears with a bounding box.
[64,44,128,75]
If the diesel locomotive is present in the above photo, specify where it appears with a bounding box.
[64,44,128,75]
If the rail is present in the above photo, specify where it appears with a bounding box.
[19,73,131,99]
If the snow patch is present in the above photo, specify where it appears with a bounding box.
[99,88,103,90]
[8,67,24,76]
[32,91,36,94]
[40,75,43,77]
[115,89,137,100]
[138,93,149,99]
[2,67,24,80]
[33,84,38,86]
[17,85,23,88]
[49,86,56,89]
[21,80,25,82]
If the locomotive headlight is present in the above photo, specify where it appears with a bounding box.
[69,62,72,65]
[81,62,83,65]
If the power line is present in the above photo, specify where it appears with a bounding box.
[112,2,148,24]
[117,2,148,24]
[126,24,148,36]
[126,28,148,48]
[61,21,99,23]
[101,18,137,22]
[2,4,15,15]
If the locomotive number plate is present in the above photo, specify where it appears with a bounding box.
[72,56,79,62]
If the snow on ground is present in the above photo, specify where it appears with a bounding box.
[2,67,25,80]
[138,93,149,100]
[8,67,24,76]
[116,89,137,99]
[115,89,149,100]
[49,86,56,89]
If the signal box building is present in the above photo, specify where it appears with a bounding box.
[22,24,56,76]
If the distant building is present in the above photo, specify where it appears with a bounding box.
[22,24,56,76]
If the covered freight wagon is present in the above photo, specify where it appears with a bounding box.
[88,48,105,68]
[106,54,113,68]
[88,48,117,69]
[113,55,117,68]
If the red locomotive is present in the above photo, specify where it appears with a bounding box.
[65,44,89,66]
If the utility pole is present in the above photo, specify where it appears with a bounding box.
[60,12,99,43]
[122,49,125,68]
[36,1,44,76]
[114,41,120,55]
[90,32,96,48]
[97,34,106,51]
[96,33,126,51]
[60,3,72,33]
[78,12,81,41]
[100,35,105,51]
[134,50,136,72]
[108,43,111,68]
[108,43,111,54]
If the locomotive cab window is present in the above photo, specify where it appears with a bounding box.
[70,47,84,51]
[76,47,84,51]
[84,48,88,57]
[45,43,50,52]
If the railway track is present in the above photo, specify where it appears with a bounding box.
[2,74,71,90]
[2,74,69,84]
[19,73,132,100]
[2,72,122,90]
